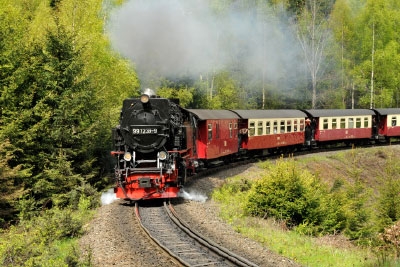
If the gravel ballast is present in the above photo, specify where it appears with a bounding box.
[79,164,300,267]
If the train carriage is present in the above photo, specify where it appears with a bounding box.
[302,109,375,144]
[232,110,306,154]
[373,108,400,140]
[112,87,400,202]
[187,109,240,163]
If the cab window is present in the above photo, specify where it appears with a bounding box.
[356,118,361,128]
[266,121,271,134]
[280,121,285,133]
[348,118,354,128]
[273,121,278,134]
[208,124,212,140]
[257,121,263,135]
[300,119,304,131]
[364,117,369,128]
[323,119,329,130]
[340,118,346,129]
[287,120,292,132]
[249,121,255,136]
[392,117,397,126]
[332,118,337,129]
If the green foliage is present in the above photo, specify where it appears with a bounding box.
[158,86,194,108]
[245,158,326,229]
[342,179,372,241]
[213,176,252,202]
[207,71,243,109]
[376,154,400,228]
[0,202,94,266]
[242,157,379,238]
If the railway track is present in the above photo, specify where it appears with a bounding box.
[136,201,259,267]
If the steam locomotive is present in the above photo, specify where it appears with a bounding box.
[111,89,400,201]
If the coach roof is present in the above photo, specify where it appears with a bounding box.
[231,109,306,119]
[187,109,239,120]
[372,108,400,116]
[303,109,375,117]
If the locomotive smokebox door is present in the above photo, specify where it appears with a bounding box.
[139,178,151,188]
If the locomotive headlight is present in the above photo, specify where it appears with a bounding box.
[140,94,150,104]
[123,152,132,161]
[158,151,168,161]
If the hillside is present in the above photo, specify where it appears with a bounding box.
[296,145,400,191]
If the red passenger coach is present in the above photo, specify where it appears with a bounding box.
[303,109,375,144]
[187,109,240,161]
[373,108,400,140]
[232,110,306,154]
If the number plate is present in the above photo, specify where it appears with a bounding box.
[132,128,158,135]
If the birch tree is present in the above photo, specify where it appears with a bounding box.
[294,0,331,109]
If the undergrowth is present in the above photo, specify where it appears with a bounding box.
[0,193,98,266]
[212,147,400,266]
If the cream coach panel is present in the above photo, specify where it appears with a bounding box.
[249,118,304,136]
[388,115,400,127]
[319,116,371,130]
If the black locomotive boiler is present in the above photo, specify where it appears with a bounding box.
[111,89,194,200]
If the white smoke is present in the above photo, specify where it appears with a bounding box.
[106,0,304,89]
[179,189,208,203]
[101,188,118,205]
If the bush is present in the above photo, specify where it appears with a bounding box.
[244,157,373,237]
[0,204,94,266]
[245,157,326,229]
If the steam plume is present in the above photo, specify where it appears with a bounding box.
[106,0,304,89]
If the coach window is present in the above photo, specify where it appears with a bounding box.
[287,120,292,132]
[392,116,397,126]
[258,121,263,135]
[356,118,361,128]
[229,123,233,138]
[208,124,212,140]
[249,121,255,136]
[266,121,271,134]
[294,120,298,131]
[273,121,278,133]
[300,119,304,131]
[340,118,346,129]
[323,118,329,129]
[348,118,354,128]
[280,120,285,133]
[332,118,337,129]
[364,117,369,127]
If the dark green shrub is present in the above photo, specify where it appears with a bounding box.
[376,156,400,229]
[245,157,326,229]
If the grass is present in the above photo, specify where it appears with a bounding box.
[215,195,374,266]
[234,217,373,266]
[212,146,400,266]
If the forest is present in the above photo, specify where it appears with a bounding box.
[1,0,400,265]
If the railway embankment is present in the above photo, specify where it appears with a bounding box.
[79,145,400,266]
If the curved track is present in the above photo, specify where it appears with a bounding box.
[136,201,259,267]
